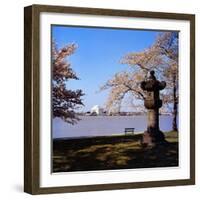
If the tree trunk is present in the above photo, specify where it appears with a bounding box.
[172,74,178,131]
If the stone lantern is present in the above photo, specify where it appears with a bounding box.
[141,70,166,147]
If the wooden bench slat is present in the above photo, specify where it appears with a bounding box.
[125,128,135,135]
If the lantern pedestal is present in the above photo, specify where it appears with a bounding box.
[142,130,166,148]
[140,70,167,148]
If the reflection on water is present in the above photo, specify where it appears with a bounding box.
[53,115,177,139]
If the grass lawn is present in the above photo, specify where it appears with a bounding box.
[53,131,178,172]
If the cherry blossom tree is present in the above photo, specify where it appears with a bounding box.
[52,41,84,124]
[153,32,178,131]
[100,46,164,114]
[101,32,179,131]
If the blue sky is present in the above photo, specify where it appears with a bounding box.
[52,25,161,112]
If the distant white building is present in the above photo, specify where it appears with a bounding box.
[91,105,104,115]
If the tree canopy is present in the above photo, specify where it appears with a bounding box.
[52,42,84,124]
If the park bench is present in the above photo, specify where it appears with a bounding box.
[125,128,135,135]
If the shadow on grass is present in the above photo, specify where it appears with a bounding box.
[53,132,178,172]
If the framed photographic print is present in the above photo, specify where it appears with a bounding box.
[24,4,195,194]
